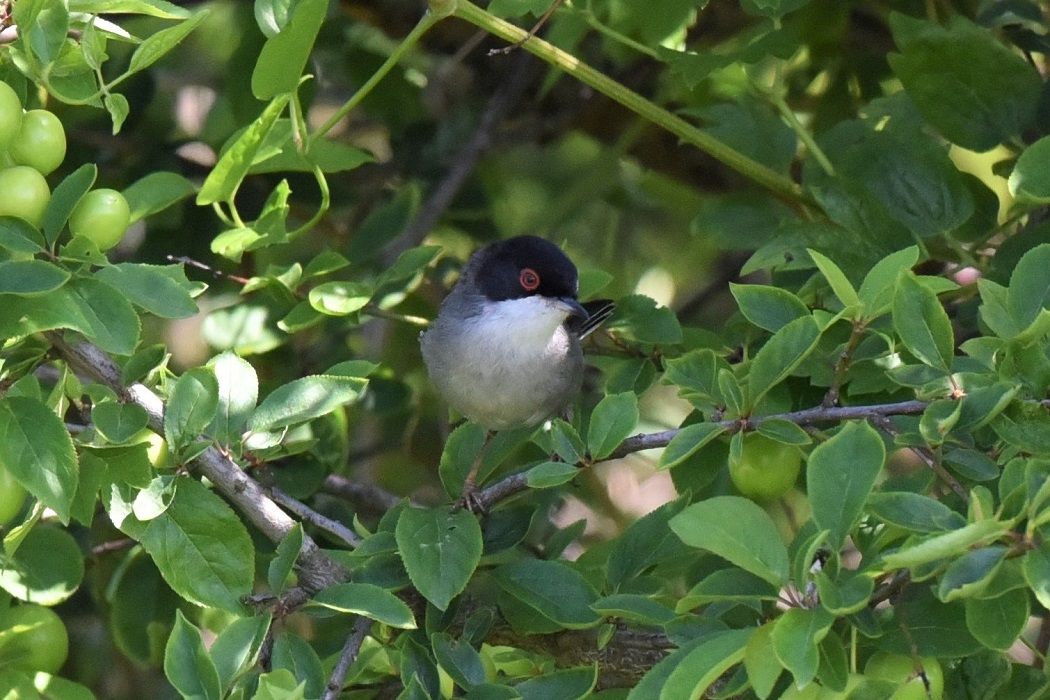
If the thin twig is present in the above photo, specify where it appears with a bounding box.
[867,415,968,502]
[321,616,374,700]
[823,320,867,407]
[270,486,362,548]
[384,51,538,263]
[322,474,404,513]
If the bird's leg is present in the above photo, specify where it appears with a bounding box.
[457,429,495,512]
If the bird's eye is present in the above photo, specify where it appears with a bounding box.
[519,268,540,291]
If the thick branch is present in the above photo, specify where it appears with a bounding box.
[47,333,349,593]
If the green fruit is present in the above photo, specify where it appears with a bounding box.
[0,82,22,151]
[0,166,51,228]
[728,433,802,502]
[69,188,131,251]
[9,109,65,175]
[865,651,944,700]
[0,604,69,674]
[0,464,26,524]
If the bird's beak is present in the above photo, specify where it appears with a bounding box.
[556,297,590,319]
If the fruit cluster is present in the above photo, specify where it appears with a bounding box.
[0,81,130,250]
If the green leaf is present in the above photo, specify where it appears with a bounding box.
[0,277,141,355]
[253,669,306,700]
[807,249,860,310]
[395,506,482,611]
[95,263,199,319]
[69,0,192,18]
[517,665,597,700]
[965,588,1029,651]
[0,260,69,295]
[659,423,725,470]
[0,217,45,256]
[270,632,322,699]
[771,607,834,688]
[607,294,683,345]
[0,525,84,604]
[197,93,290,206]
[210,614,271,693]
[432,633,486,691]
[587,392,638,460]
[744,623,781,699]
[814,570,873,616]
[525,461,579,488]
[747,315,822,405]
[591,594,675,625]
[881,519,1006,570]
[858,246,919,316]
[14,0,69,64]
[92,401,149,443]
[740,0,811,19]
[866,492,965,534]
[892,272,953,372]
[660,629,753,700]
[164,611,222,700]
[755,418,811,445]
[1010,135,1050,205]
[206,351,258,449]
[730,283,809,333]
[936,546,1008,602]
[122,171,197,223]
[807,421,885,550]
[249,374,367,433]
[889,14,1042,150]
[1008,244,1050,330]
[308,281,373,316]
[267,523,302,594]
[139,478,254,612]
[42,163,96,245]
[607,497,690,589]
[678,569,780,609]
[669,496,789,587]
[164,367,219,451]
[251,0,327,100]
[128,10,209,74]
[0,396,78,523]
[311,582,416,628]
[493,559,600,628]
[661,349,726,407]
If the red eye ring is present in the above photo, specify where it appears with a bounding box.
[519,268,541,291]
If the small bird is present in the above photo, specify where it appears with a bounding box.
[421,235,612,501]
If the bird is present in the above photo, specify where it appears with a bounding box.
[420,235,613,505]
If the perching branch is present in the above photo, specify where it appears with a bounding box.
[474,399,930,511]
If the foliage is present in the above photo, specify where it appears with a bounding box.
[1,0,1050,698]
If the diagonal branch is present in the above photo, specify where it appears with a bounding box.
[47,333,349,593]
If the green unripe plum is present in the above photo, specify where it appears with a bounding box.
[8,109,65,175]
[0,166,51,228]
[69,188,131,251]
[0,463,26,524]
[728,433,802,502]
[0,82,22,152]
[865,651,944,700]
[0,603,69,674]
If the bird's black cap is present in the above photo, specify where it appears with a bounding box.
[470,235,581,305]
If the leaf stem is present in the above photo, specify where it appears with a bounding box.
[309,11,442,145]
[449,0,812,205]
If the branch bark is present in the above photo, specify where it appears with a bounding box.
[47,332,349,593]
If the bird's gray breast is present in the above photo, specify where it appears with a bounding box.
[421,300,583,430]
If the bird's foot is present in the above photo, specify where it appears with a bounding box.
[455,484,487,514]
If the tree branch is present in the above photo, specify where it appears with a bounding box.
[47,333,349,593]
[475,399,929,510]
